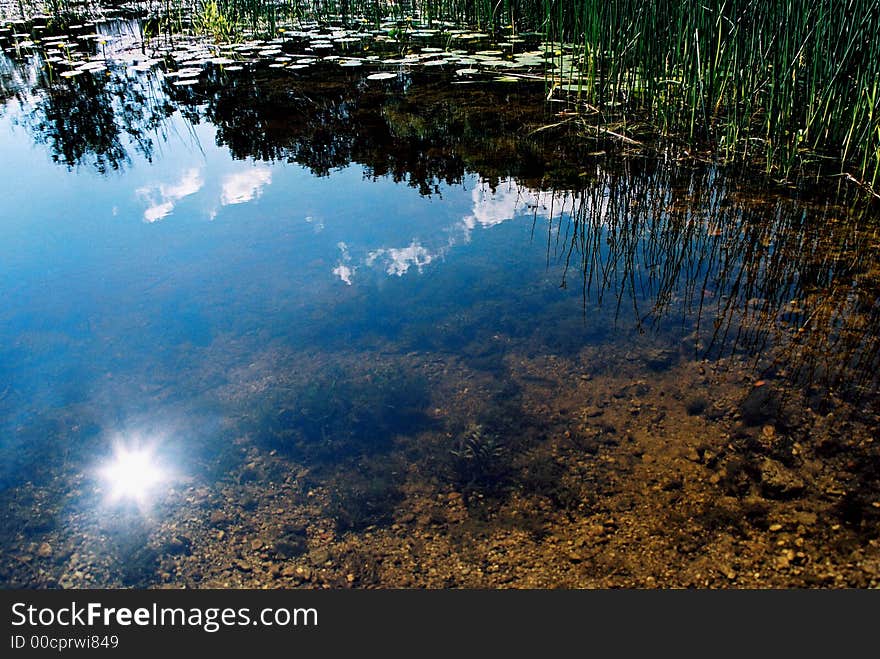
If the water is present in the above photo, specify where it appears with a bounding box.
[1,21,879,588]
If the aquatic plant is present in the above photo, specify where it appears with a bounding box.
[193,0,237,42]
[282,0,880,184]
[449,423,506,487]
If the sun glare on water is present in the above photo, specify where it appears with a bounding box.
[98,445,168,505]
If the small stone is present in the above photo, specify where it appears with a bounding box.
[309,549,330,566]
[759,458,806,499]
[250,539,263,551]
[740,385,781,426]
[685,396,708,416]
[586,524,605,537]
[769,523,783,532]
[234,559,252,572]
[793,511,818,526]
[644,348,676,371]
[165,535,192,556]
[37,542,52,558]
[210,510,230,526]
[717,564,736,580]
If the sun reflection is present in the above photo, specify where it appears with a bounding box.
[98,444,168,505]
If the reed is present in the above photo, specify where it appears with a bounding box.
[285,0,880,185]
[16,0,876,184]
[499,0,880,186]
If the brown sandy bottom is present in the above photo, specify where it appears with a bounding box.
[5,334,879,590]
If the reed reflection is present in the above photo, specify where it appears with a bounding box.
[541,161,880,408]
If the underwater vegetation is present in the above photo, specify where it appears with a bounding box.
[253,364,433,464]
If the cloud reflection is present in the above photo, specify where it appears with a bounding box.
[333,242,356,285]
[367,241,436,276]
[220,166,273,206]
[337,178,585,284]
[136,168,204,223]
[462,178,583,235]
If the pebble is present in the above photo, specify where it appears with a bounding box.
[759,458,806,499]
[37,542,52,558]
[309,549,330,566]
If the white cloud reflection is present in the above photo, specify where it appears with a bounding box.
[367,241,436,276]
[220,167,273,206]
[462,178,583,235]
[136,168,204,223]
[333,242,356,285]
[332,177,587,285]
[332,264,355,285]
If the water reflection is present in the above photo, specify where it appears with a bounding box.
[137,167,205,222]
[1,38,174,173]
[0,30,877,422]
[219,166,272,206]
[0,32,877,400]
[542,160,880,405]
[0,23,878,588]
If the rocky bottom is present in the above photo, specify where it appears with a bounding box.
[2,339,879,589]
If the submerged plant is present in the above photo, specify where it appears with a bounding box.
[449,423,507,488]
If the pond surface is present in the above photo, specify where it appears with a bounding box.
[1,19,879,588]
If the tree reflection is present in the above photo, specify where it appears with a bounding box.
[2,50,176,173]
[173,66,589,195]
[3,49,877,409]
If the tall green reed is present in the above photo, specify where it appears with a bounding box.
[531,0,880,185]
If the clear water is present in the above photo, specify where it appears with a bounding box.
[1,22,878,588]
